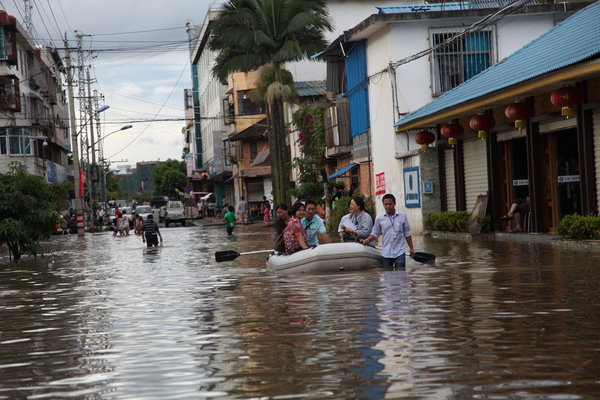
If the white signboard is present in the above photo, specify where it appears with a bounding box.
[512,179,529,186]
[403,167,421,208]
[558,175,580,183]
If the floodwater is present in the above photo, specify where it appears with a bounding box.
[1,222,599,399]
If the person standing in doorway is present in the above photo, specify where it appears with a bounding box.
[362,193,415,268]
[237,196,248,225]
[302,200,330,246]
[224,206,236,236]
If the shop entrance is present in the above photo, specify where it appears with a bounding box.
[542,129,580,231]
[499,137,529,218]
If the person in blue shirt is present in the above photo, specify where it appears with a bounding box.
[301,200,330,246]
[361,193,415,268]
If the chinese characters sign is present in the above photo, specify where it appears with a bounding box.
[375,172,386,196]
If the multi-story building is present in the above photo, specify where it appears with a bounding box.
[188,9,232,206]
[0,10,70,182]
[394,1,600,233]
[319,1,589,232]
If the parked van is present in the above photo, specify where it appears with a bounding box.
[165,201,186,227]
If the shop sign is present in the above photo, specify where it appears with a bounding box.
[558,175,580,183]
[512,179,529,186]
[375,172,386,196]
[403,167,421,208]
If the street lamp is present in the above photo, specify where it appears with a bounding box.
[87,124,132,150]
[87,124,133,208]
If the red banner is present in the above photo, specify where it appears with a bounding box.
[375,172,386,196]
[78,168,86,198]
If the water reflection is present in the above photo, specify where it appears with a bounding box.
[1,224,599,399]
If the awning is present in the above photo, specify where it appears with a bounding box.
[229,118,268,141]
[250,146,270,166]
[328,163,358,179]
[28,92,42,100]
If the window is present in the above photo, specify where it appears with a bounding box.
[237,91,266,116]
[0,75,20,110]
[0,26,16,63]
[0,127,32,155]
[250,142,258,161]
[431,28,494,95]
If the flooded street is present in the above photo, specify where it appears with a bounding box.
[1,223,599,399]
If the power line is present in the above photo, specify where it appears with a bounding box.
[107,61,189,159]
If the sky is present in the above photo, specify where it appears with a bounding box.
[0,0,223,166]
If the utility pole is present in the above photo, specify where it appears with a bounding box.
[64,34,84,236]
[86,68,97,209]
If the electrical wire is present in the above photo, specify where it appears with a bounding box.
[106,61,189,159]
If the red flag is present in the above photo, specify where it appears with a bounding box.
[78,168,86,198]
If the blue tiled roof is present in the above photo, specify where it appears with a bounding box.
[377,3,467,14]
[295,81,326,97]
[395,1,600,128]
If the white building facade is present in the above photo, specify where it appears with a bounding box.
[340,4,583,233]
[0,10,70,182]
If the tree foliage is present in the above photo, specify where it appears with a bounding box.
[105,169,122,200]
[0,162,69,260]
[208,0,332,206]
[152,159,187,198]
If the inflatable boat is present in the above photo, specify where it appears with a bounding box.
[266,242,382,274]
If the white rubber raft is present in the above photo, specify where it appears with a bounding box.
[266,242,382,274]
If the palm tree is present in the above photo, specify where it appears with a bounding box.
[208,0,332,205]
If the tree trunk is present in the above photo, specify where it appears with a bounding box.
[268,99,291,206]
[8,241,21,261]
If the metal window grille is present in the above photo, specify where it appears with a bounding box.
[430,27,495,95]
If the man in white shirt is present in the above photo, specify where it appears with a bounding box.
[237,196,248,224]
[362,193,415,268]
[301,200,330,246]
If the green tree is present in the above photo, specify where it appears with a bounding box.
[105,169,122,200]
[0,162,69,261]
[152,159,187,198]
[208,0,332,205]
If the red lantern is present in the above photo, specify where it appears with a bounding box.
[550,87,581,118]
[504,103,531,130]
[440,123,464,146]
[469,114,495,139]
[415,130,436,151]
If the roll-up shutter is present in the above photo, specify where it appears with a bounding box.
[539,117,577,133]
[463,138,488,211]
[444,148,456,211]
[594,109,600,212]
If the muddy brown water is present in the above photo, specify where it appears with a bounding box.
[1,223,599,399]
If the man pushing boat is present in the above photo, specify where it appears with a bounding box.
[361,194,415,268]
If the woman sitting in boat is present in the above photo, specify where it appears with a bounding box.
[339,197,375,246]
[283,202,309,255]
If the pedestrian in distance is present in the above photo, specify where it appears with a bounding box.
[302,200,330,246]
[237,196,248,225]
[224,206,236,236]
[361,193,415,268]
[141,214,163,248]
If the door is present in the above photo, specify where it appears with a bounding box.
[542,129,580,231]
[499,137,528,216]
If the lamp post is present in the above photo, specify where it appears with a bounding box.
[86,105,110,218]
[88,124,133,207]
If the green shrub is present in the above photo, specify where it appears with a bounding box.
[555,214,600,240]
[424,211,470,233]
